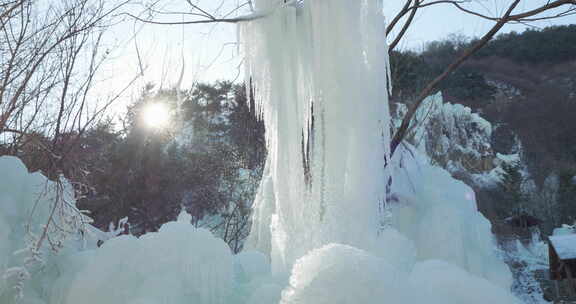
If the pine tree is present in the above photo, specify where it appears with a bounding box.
[558,170,576,224]
[498,160,526,217]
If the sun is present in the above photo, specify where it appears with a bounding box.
[141,103,170,129]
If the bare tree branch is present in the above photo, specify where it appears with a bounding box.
[389,0,420,52]
[390,0,522,155]
[123,12,263,25]
[390,0,576,156]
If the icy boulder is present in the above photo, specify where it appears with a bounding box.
[280,244,405,304]
[58,211,234,304]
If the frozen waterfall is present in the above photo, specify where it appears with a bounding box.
[242,0,391,272]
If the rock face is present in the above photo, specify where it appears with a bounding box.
[394,93,502,177]
[392,93,525,222]
[490,123,518,155]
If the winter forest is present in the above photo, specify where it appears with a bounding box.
[1,0,576,303]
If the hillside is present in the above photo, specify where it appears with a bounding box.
[391,25,576,235]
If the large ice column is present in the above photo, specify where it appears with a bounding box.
[242,0,391,271]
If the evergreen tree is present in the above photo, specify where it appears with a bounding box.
[558,170,576,224]
[69,82,264,250]
[498,161,526,217]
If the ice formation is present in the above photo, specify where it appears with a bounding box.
[0,159,238,304]
[0,157,238,304]
[58,213,234,304]
[389,146,513,287]
[242,0,390,272]
[0,151,522,303]
[0,0,528,303]
[242,0,519,303]
[0,156,97,303]
[280,244,404,304]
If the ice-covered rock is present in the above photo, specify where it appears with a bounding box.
[393,93,495,175]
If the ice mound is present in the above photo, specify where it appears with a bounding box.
[279,242,520,304]
[247,283,283,304]
[0,0,525,299]
[390,147,513,288]
[234,251,271,283]
[0,156,90,303]
[0,156,57,268]
[0,155,522,304]
[59,211,234,304]
[280,244,404,304]
[409,260,520,304]
[0,156,253,304]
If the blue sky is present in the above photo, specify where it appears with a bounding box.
[384,0,576,51]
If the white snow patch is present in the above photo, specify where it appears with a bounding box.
[549,234,576,260]
[497,152,520,163]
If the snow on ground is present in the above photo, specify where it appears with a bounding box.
[549,234,576,260]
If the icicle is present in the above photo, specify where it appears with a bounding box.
[243,0,391,269]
